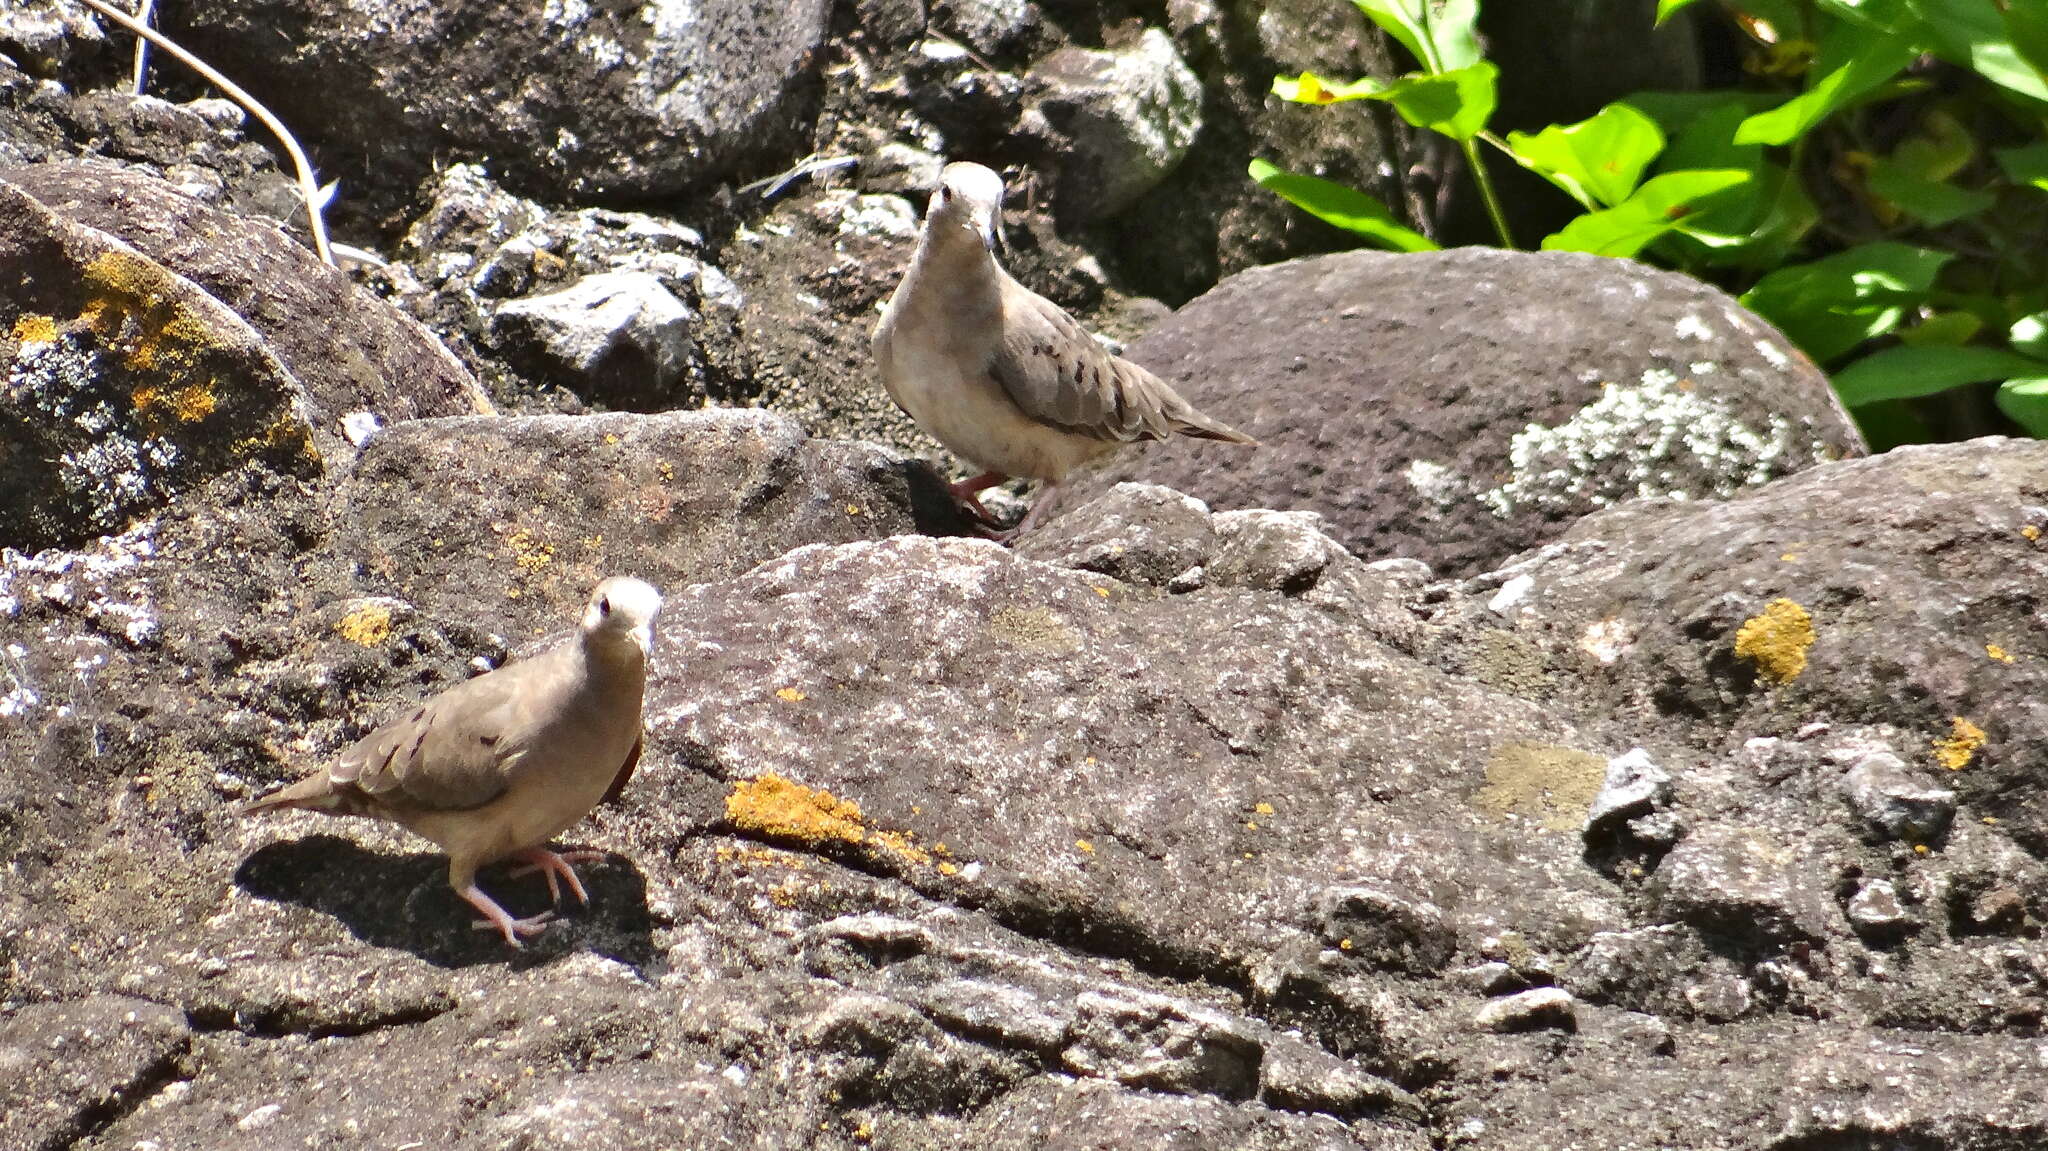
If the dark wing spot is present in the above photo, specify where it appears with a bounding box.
[478,733,498,747]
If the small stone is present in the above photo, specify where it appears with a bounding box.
[492,271,697,407]
[1022,28,1203,220]
[1473,987,1576,1033]
[1364,556,1435,588]
[236,1103,282,1131]
[1840,751,1956,843]
[1583,748,1673,836]
[1845,878,1915,939]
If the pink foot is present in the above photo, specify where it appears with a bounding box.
[949,471,1010,531]
[506,846,603,907]
[460,884,555,948]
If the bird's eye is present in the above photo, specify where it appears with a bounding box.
[936,186,951,203]
[598,596,612,616]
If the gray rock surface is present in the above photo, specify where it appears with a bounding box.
[1055,248,1866,573]
[160,0,832,199]
[491,271,697,410]
[1023,28,1205,222]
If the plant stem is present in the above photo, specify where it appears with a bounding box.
[74,0,334,265]
[1462,138,1516,249]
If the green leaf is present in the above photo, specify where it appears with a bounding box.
[1380,62,1498,139]
[1622,90,1778,138]
[1350,0,1482,72]
[1996,141,2048,188]
[1834,345,2048,405]
[1655,0,1703,26]
[1272,72,1390,104]
[1735,21,1922,145]
[1539,169,1750,259]
[1864,159,1996,224]
[2004,0,2048,86]
[1506,103,1664,209]
[1739,243,1952,361]
[1897,311,1985,346]
[1817,0,1924,35]
[2010,311,2048,356]
[1997,377,2048,436]
[1906,0,2048,103]
[1247,159,1440,252]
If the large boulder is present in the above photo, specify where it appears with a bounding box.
[1054,248,1867,574]
[157,0,832,199]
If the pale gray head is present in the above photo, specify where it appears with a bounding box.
[580,576,663,655]
[929,162,1007,251]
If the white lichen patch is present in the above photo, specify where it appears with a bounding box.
[8,336,185,534]
[816,191,918,240]
[1479,370,1802,519]
[1674,314,1714,341]
[1405,459,1470,509]
[1754,339,1791,370]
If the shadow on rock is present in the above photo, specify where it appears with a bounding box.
[234,835,660,971]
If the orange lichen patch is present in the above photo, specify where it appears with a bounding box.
[1932,717,1987,771]
[504,527,554,573]
[131,382,219,424]
[2025,525,2042,542]
[1075,839,1096,854]
[11,313,57,345]
[334,603,394,647]
[846,503,863,517]
[871,828,931,866]
[776,687,808,703]
[1987,643,2015,664]
[713,844,812,870]
[1254,801,1275,816]
[1734,598,1814,683]
[1475,742,1608,832]
[727,774,867,846]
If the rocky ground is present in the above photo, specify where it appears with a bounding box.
[3,3,2045,1150]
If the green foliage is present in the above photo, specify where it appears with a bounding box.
[1253,0,2048,444]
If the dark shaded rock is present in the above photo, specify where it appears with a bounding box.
[1647,822,1841,949]
[161,0,832,199]
[491,272,698,410]
[958,1076,1421,1150]
[3,159,492,444]
[1062,988,1263,1100]
[1016,481,1217,587]
[1057,249,1864,573]
[0,996,190,1151]
[1022,29,1204,223]
[0,176,319,551]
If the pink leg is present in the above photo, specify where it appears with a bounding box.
[460,883,554,948]
[505,846,603,907]
[1007,482,1062,540]
[949,471,1010,530]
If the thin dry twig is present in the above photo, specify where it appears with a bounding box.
[127,0,154,95]
[74,0,335,265]
[737,153,859,199]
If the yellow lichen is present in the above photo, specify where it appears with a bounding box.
[1075,839,1095,854]
[727,774,866,846]
[2025,525,2042,542]
[1734,598,1814,683]
[11,313,57,345]
[1932,717,1987,771]
[1254,801,1275,816]
[505,527,555,573]
[775,687,807,703]
[131,382,218,423]
[870,828,931,865]
[1987,643,2014,664]
[334,603,394,647]
[1474,743,1608,832]
[988,605,1078,653]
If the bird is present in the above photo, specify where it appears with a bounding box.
[240,576,663,947]
[871,161,1255,537]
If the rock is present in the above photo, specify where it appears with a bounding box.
[1839,750,1957,844]
[1022,28,1205,222]
[1061,989,1263,1099]
[3,161,491,442]
[0,996,190,1151]
[1647,823,1839,949]
[1583,748,1674,840]
[0,175,319,551]
[1015,482,1217,587]
[1844,878,1915,940]
[491,272,698,411]
[0,2,109,83]
[1314,886,1457,975]
[1057,249,1863,573]
[931,0,1039,55]
[1473,987,1577,1033]
[162,0,833,199]
[330,408,970,637]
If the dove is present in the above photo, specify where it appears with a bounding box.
[872,161,1255,537]
[240,576,662,947]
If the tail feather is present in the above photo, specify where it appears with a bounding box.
[1169,403,1257,446]
[236,770,355,817]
